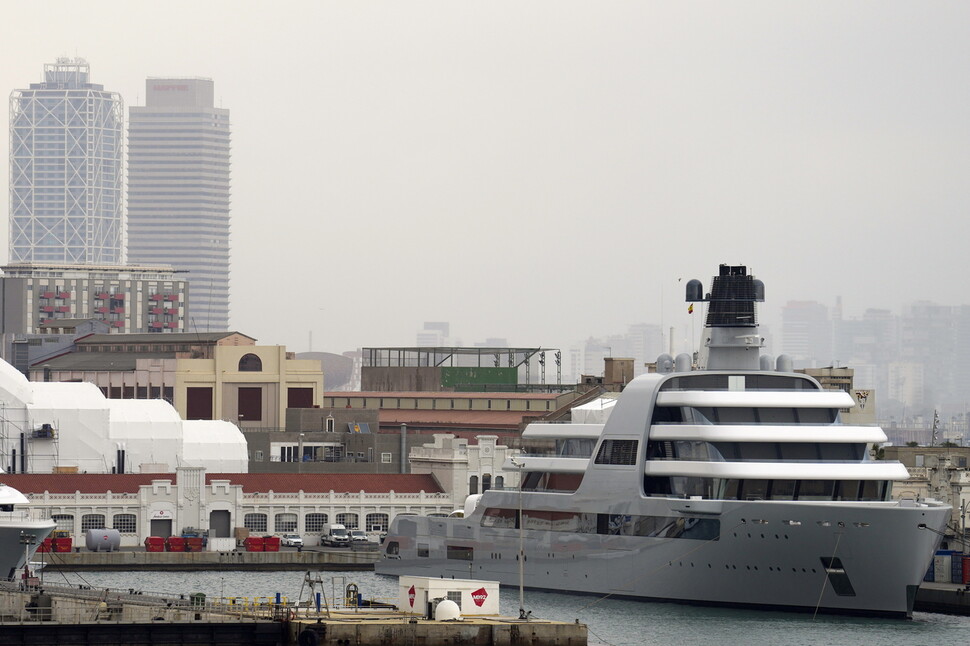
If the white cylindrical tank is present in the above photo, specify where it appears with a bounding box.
[85,528,121,552]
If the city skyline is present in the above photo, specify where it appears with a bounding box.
[1,2,968,357]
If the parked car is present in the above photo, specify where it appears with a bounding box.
[281,534,303,548]
[350,530,369,543]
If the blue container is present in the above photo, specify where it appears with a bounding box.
[952,554,964,583]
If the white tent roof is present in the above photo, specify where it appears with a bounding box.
[0,360,33,406]
[0,358,248,474]
[182,420,249,472]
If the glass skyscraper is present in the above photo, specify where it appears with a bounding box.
[128,78,231,332]
[9,58,124,264]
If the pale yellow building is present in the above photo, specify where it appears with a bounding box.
[177,345,324,428]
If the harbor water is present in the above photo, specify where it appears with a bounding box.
[39,569,970,646]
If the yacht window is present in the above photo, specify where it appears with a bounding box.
[417,543,429,557]
[716,408,757,424]
[758,407,798,424]
[446,546,474,561]
[837,481,862,501]
[385,541,399,556]
[742,480,769,501]
[481,508,516,529]
[860,480,888,501]
[798,480,835,501]
[797,408,837,424]
[594,439,638,465]
[770,480,797,500]
[818,444,864,461]
[778,443,819,461]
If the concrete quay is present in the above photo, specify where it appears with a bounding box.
[40,547,381,571]
[0,580,587,646]
[915,581,970,615]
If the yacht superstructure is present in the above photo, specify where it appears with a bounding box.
[376,265,948,617]
[0,483,55,580]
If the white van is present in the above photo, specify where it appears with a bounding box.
[321,523,350,547]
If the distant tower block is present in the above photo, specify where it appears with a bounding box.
[128,78,232,332]
[9,58,124,264]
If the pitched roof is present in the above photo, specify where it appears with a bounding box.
[0,472,444,495]
[40,352,175,371]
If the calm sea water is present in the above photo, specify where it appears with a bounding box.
[41,569,970,646]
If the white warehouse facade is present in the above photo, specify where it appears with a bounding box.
[5,469,452,547]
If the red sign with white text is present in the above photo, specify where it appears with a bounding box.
[471,587,488,607]
[408,585,416,607]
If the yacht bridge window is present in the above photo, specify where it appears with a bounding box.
[644,476,890,501]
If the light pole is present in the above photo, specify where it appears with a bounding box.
[19,531,35,584]
[510,455,526,618]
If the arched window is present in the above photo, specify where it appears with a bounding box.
[305,513,327,532]
[244,513,267,532]
[51,514,73,532]
[81,514,105,531]
[366,513,389,532]
[112,513,137,534]
[495,476,505,489]
[336,513,359,529]
[238,353,263,372]
[469,475,479,495]
[482,474,492,493]
[275,513,297,532]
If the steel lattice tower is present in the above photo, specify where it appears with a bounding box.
[9,58,124,264]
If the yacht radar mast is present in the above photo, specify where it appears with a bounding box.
[686,264,765,371]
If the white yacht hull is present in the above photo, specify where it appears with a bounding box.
[377,496,949,618]
[0,516,56,580]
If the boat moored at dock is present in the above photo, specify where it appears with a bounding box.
[377,264,950,618]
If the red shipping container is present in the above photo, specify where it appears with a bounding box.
[144,536,165,552]
[185,537,204,552]
[36,538,53,553]
[52,537,73,553]
[262,536,280,552]
[244,536,264,552]
[166,536,185,552]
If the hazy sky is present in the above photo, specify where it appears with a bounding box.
[2,2,968,357]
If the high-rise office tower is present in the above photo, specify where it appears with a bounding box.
[128,78,231,332]
[9,58,124,264]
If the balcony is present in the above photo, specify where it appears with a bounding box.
[57,306,70,313]
[40,306,54,313]
[41,291,55,299]
[150,294,163,301]
[57,292,71,299]
[150,307,163,315]
[165,295,178,302]
[95,292,109,300]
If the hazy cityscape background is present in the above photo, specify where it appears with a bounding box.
[2,3,969,423]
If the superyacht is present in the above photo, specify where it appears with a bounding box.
[0,483,55,580]
[377,264,950,617]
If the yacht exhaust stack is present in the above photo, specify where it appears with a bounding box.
[686,264,765,371]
